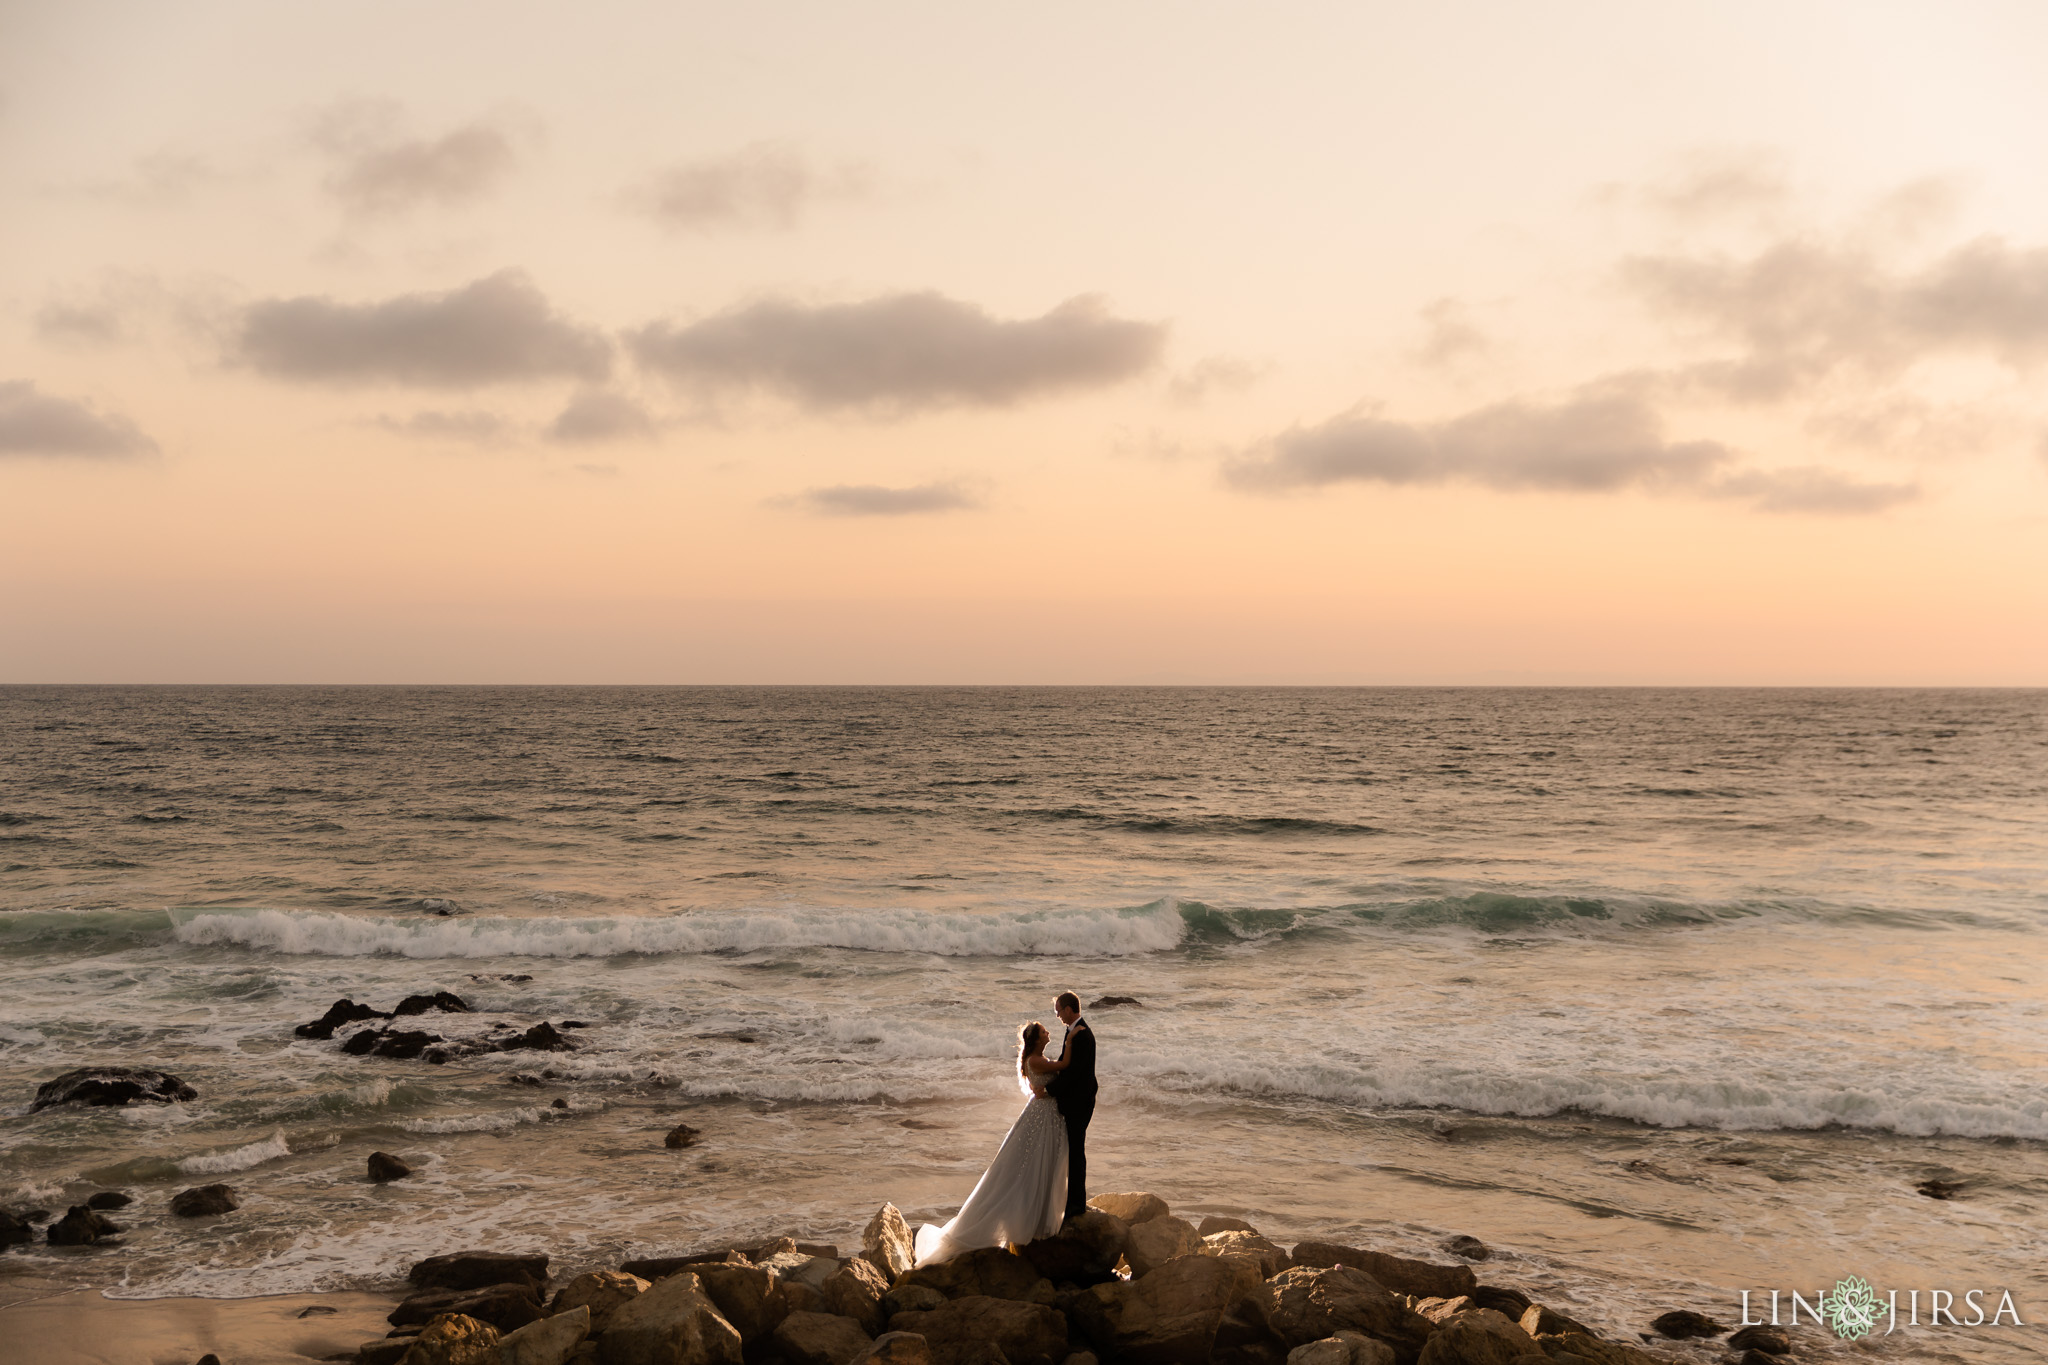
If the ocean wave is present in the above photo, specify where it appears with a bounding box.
[170,901,1194,959]
[400,1102,599,1133]
[177,1128,292,1174]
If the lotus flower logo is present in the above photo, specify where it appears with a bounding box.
[1823,1275,1884,1341]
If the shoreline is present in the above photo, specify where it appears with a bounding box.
[0,1288,398,1365]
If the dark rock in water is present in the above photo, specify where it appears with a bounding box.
[196,1355,223,1365]
[507,1073,543,1087]
[1650,1309,1725,1339]
[1086,996,1142,1010]
[341,1028,382,1055]
[47,1205,120,1246]
[561,1020,589,1029]
[298,1304,338,1317]
[294,998,390,1039]
[550,1098,569,1110]
[501,1021,574,1053]
[394,991,472,1017]
[368,1151,413,1182]
[346,1029,443,1060]
[86,1191,133,1211]
[409,1250,551,1292]
[390,1282,542,1333]
[1917,1178,1965,1200]
[665,1123,702,1149]
[1443,1234,1489,1261]
[1469,1285,1532,1318]
[170,1184,239,1218]
[417,898,465,917]
[30,1066,197,1112]
[0,1209,35,1246]
[1727,1325,1792,1354]
[469,973,532,983]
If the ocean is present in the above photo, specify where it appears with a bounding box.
[2,687,2043,1360]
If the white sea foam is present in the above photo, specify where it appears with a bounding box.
[401,1105,583,1134]
[172,902,1191,959]
[177,1128,292,1174]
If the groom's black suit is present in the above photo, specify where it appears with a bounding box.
[1046,1016,1097,1219]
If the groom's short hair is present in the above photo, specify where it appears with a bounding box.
[1055,991,1080,1013]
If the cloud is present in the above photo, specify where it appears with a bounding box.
[1710,467,1919,514]
[1409,298,1492,368]
[1167,355,1264,405]
[1615,146,1793,224]
[546,390,657,444]
[234,270,610,388]
[370,409,512,444]
[0,381,156,458]
[791,482,980,516]
[630,292,1164,412]
[1227,389,1728,494]
[629,142,871,231]
[1625,234,2048,400]
[311,100,526,215]
[35,301,127,347]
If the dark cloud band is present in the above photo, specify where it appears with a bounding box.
[0,380,156,458]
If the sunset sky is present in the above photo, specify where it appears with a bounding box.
[4,1,2045,683]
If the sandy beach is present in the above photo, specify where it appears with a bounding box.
[0,1288,396,1365]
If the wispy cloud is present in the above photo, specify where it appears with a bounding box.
[545,390,657,444]
[630,292,1163,413]
[311,100,530,216]
[789,481,980,516]
[234,270,610,388]
[1167,355,1264,405]
[1409,298,1492,368]
[629,142,871,231]
[0,380,156,458]
[369,409,512,444]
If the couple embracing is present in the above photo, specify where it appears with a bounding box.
[911,991,1098,1267]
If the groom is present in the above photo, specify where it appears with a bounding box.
[1044,990,1097,1221]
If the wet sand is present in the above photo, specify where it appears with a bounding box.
[0,1289,396,1365]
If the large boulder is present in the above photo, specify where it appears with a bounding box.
[46,1205,119,1246]
[1088,1193,1168,1226]
[773,1312,874,1365]
[412,1252,551,1293]
[1514,1304,1591,1340]
[1523,1333,1670,1365]
[887,1296,1068,1365]
[883,1286,948,1318]
[553,1273,651,1336]
[1414,1310,1535,1365]
[370,1151,414,1182]
[600,1273,745,1365]
[502,1305,591,1365]
[1287,1247,1475,1303]
[398,1314,501,1365]
[29,1067,197,1112]
[170,1184,239,1218]
[850,1333,933,1365]
[1646,1311,1723,1340]
[898,1247,1048,1303]
[1094,1249,1265,1365]
[694,1264,789,1343]
[1287,1334,1394,1365]
[760,1253,840,1293]
[862,1204,916,1281]
[824,1258,893,1336]
[0,1209,36,1246]
[296,998,390,1039]
[392,1283,545,1334]
[1019,1210,1128,1285]
[1250,1267,1434,1365]
[1198,1218,1258,1237]
[1125,1218,1203,1278]
[1204,1232,1290,1279]
[394,991,472,1016]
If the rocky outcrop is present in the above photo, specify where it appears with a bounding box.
[392,1283,545,1334]
[1440,1239,1488,1263]
[666,1125,703,1149]
[883,1285,947,1317]
[552,1273,651,1336]
[1286,1247,1475,1304]
[622,1252,749,1282]
[862,1204,916,1281]
[86,1191,132,1210]
[598,1272,744,1365]
[1286,1334,1394,1365]
[1196,1218,1256,1237]
[503,1022,576,1053]
[397,1313,501,1365]
[850,1332,934,1365]
[1724,1326,1790,1354]
[1020,1210,1128,1285]
[888,1296,1068,1365]
[1514,1304,1591,1339]
[1086,1246,1263,1365]
[170,1184,239,1218]
[1125,1217,1204,1278]
[824,1257,893,1336]
[1088,1193,1169,1226]
[394,991,472,1016]
[695,1263,790,1343]
[1646,1310,1723,1340]
[29,1066,197,1112]
[1412,1310,1535,1365]
[46,1204,120,1245]
[0,1208,35,1246]
[296,999,390,1039]
[502,1305,591,1365]
[410,1251,551,1292]
[898,1246,1049,1304]
[343,1028,444,1060]
[773,1311,875,1365]
[370,1151,413,1182]
[1202,1232,1289,1279]
[1251,1267,1433,1365]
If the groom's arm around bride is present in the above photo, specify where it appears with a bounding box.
[1043,990,1098,1221]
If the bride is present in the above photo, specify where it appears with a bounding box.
[912,1021,1069,1266]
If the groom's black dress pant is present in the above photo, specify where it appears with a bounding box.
[1062,1093,1095,1218]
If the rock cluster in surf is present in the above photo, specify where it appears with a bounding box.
[293,991,585,1066]
[359,1193,1744,1365]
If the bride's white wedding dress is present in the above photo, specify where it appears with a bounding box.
[913,1069,1068,1266]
